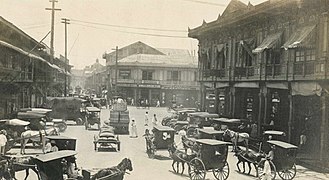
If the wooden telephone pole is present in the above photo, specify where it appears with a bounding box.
[46,0,61,63]
[61,18,70,97]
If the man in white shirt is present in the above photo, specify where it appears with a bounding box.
[144,112,149,126]
[0,130,7,155]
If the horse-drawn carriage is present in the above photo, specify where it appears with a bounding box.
[256,140,298,180]
[93,127,120,152]
[185,112,219,137]
[85,107,101,130]
[0,119,30,152]
[46,135,77,151]
[161,109,196,127]
[19,108,68,132]
[144,126,175,158]
[188,139,231,180]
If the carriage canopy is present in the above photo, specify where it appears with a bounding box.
[86,107,101,112]
[267,140,298,149]
[0,119,30,126]
[35,150,77,162]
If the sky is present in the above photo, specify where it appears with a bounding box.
[0,0,265,69]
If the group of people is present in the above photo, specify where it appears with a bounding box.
[129,111,159,138]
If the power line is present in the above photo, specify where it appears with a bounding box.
[181,0,227,6]
[71,22,189,39]
[70,19,187,33]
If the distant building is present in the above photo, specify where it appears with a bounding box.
[103,41,199,107]
[189,0,329,166]
[84,59,106,96]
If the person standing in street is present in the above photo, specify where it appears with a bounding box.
[156,100,160,107]
[152,114,158,127]
[131,98,134,106]
[130,118,138,138]
[144,112,149,126]
[0,130,7,155]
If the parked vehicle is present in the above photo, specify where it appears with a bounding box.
[188,139,231,180]
[93,127,120,152]
[85,107,101,130]
[108,97,130,134]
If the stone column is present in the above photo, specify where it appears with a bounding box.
[320,91,328,162]
[258,88,264,136]
[288,94,293,142]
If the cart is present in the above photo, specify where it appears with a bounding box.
[197,128,224,140]
[257,140,298,180]
[186,112,219,137]
[145,126,175,158]
[34,150,78,180]
[188,139,231,180]
[22,108,68,132]
[0,119,30,152]
[162,109,196,127]
[85,107,101,130]
[93,127,120,152]
[211,118,250,132]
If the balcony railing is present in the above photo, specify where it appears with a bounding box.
[202,69,226,78]
[162,80,198,86]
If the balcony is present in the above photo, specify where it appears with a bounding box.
[117,79,135,84]
[162,80,198,86]
[266,64,282,77]
[140,80,160,84]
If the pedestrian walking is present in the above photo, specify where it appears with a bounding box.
[131,98,134,106]
[152,114,158,127]
[145,99,150,109]
[0,130,7,155]
[156,100,160,107]
[144,112,149,126]
[130,118,138,138]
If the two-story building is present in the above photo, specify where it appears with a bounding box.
[103,41,199,107]
[0,16,70,118]
[189,0,329,166]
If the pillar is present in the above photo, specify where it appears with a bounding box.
[214,88,219,114]
[133,88,137,104]
[320,92,327,162]
[288,94,293,142]
[230,87,236,117]
[148,89,152,106]
[258,88,264,137]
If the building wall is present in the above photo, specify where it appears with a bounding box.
[189,0,329,163]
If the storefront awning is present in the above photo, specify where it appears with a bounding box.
[282,25,316,50]
[266,82,288,90]
[203,82,214,88]
[234,82,259,88]
[291,82,322,96]
[215,82,229,88]
[252,32,282,53]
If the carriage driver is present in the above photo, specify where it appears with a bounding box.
[143,129,154,152]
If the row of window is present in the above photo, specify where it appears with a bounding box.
[118,70,184,81]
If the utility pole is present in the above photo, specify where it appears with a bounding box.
[61,18,70,97]
[115,46,118,95]
[46,0,61,63]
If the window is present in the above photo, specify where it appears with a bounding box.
[142,70,153,80]
[119,69,131,79]
[167,71,181,81]
[295,49,315,62]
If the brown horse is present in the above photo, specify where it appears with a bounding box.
[91,158,133,180]
[168,143,197,175]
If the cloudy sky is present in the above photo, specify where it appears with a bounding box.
[0,0,265,69]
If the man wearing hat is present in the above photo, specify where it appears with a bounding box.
[50,140,59,152]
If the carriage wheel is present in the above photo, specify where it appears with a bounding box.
[188,158,206,180]
[213,161,230,180]
[278,163,296,180]
[76,118,83,125]
[257,159,277,180]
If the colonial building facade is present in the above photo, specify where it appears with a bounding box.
[0,16,70,118]
[189,0,329,166]
[103,41,199,107]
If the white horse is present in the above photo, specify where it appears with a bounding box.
[224,129,249,152]
[20,127,59,154]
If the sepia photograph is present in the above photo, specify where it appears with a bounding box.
[0,0,329,179]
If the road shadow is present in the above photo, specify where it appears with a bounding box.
[154,154,172,160]
[168,170,190,178]
[235,170,257,177]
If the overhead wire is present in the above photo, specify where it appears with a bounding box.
[70,19,187,33]
[70,22,190,39]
